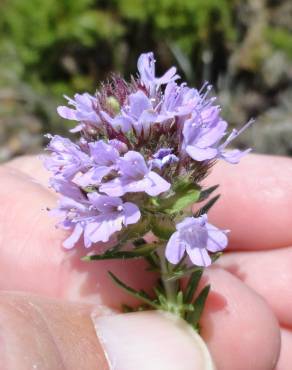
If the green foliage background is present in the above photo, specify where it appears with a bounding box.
[0,0,292,157]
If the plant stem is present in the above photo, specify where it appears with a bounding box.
[157,245,177,305]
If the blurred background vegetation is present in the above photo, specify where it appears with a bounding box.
[0,0,292,161]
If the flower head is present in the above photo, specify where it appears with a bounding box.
[46,51,253,251]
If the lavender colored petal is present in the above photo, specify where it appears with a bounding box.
[85,215,123,243]
[123,178,151,194]
[122,202,141,225]
[74,166,111,187]
[197,120,227,147]
[87,193,122,212]
[145,171,171,196]
[165,231,186,264]
[99,178,125,197]
[129,90,152,117]
[70,124,85,133]
[89,141,119,166]
[57,106,78,120]
[176,217,199,231]
[63,223,83,249]
[186,145,218,161]
[186,246,212,267]
[112,115,134,132]
[119,151,148,178]
[156,66,179,85]
[220,148,251,164]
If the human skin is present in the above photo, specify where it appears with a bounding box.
[0,153,291,369]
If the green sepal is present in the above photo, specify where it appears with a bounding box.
[82,242,159,261]
[151,216,176,240]
[118,216,151,242]
[159,189,201,215]
[151,179,201,215]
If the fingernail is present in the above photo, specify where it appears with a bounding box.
[92,310,215,370]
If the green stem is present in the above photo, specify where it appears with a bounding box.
[157,245,177,304]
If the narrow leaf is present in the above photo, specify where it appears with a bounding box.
[194,194,220,217]
[109,271,159,309]
[82,243,158,261]
[198,185,219,202]
[187,285,210,328]
[184,269,203,303]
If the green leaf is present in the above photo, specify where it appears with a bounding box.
[109,271,159,309]
[164,265,201,282]
[197,184,219,202]
[187,285,210,329]
[194,194,220,217]
[184,269,203,303]
[82,243,159,261]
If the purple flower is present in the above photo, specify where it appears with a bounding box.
[101,90,159,137]
[149,148,178,169]
[44,135,90,179]
[165,215,228,267]
[182,108,228,161]
[84,194,141,245]
[57,93,101,132]
[137,52,179,96]
[100,151,171,196]
[54,190,141,249]
[182,103,253,163]
[74,140,120,187]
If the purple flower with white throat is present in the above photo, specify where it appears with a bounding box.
[54,190,141,249]
[84,194,141,245]
[182,103,253,163]
[100,151,171,196]
[149,148,178,169]
[165,215,228,267]
[57,93,101,132]
[74,140,120,187]
[44,135,90,179]
[104,90,157,136]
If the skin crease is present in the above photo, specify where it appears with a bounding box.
[0,153,292,369]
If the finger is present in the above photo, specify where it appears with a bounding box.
[4,154,50,188]
[200,267,280,370]
[204,154,292,250]
[0,291,107,370]
[0,292,215,370]
[0,166,156,306]
[217,247,292,327]
[275,328,292,370]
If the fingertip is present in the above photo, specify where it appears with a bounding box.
[205,154,292,250]
[92,311,215,370]
[200,267,281,370]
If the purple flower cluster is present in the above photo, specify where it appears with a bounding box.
[46,52,251,266]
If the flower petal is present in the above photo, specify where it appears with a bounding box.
[63,223,84,249]
[186,246,212,267]
[165,231,185,264]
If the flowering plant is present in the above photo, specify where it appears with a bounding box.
[45,52,252,331]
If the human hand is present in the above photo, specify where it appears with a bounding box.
[0,154,291,369]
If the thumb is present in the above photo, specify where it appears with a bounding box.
[0,292,214,370]
[93,311,215,370]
